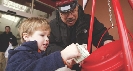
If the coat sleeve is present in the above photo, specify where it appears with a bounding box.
[9,34,18,46]
[6,51,65,71]
[92,17,113,47]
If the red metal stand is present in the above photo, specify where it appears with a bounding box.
[112,0,133,70]
[128,0,133,9]
[87,0,96,52]
[82,0,133,71]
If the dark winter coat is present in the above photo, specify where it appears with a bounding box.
[0,32,18,52]
[46,5,113,54]
[6,41,65,71]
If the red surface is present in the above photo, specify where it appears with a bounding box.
[82,40,133,71]
[56,0,73,6]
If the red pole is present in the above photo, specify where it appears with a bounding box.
[128,0,133,10]
[112,0,133,70]
[87,0,96,52]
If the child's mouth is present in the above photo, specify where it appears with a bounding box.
[43,44,48,48]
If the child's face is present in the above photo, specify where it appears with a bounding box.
[28,30,50,51]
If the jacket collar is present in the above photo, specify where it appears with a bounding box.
[16,41,38,51]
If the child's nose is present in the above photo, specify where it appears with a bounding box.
[45,37,49,42]
[46,39,49,42]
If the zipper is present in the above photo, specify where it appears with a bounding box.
[76,23,89,38]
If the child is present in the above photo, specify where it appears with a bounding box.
[5,17,80,71]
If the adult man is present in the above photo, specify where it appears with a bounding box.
[46,0,113,70]
[0,26,18,71]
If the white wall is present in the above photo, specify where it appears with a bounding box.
[48,10,56,22]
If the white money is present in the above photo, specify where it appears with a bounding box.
[74,43,90,63]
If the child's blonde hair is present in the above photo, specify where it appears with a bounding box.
[19,17,51,43]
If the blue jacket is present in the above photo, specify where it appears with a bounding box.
[6,41,65,71]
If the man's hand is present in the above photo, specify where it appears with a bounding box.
[104,40,113,45]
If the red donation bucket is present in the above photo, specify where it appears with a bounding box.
[81,40,133,71]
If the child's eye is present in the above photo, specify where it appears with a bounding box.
[40,35,44,36]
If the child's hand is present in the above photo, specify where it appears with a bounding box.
[65,59,84,68]
[61,43,81,61]
[66,58,76,66]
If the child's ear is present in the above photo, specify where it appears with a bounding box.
[22,33,29,41]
